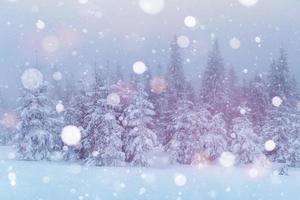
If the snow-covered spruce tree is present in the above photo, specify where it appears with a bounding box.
[81,66,125,166]
[263,106,300,167]
[165,36,186,104]
[201,113,227,160]
[122,80,158,166]
[230,116,262,164]
[63,80,90,161]
[166,100,211,164]
[268,49,296,105]
[15,83,62,161]
[200,40,228,115]
[151,64,169,144]
[162,36,187,143]
[224,68,240,123]
[247,73,269,131]
[64,79,90,128]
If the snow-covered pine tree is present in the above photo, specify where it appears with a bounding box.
[165,36,186,104]
[201,113,227,160]
[163,36,187,143]
[224,68,240,123]
[263,106,300,167]
[200,40,227,115]
[64,79,89,128]
[166,100,211,164]
[122,80,158,166]
[15,83,62,161]
[230,116,261,164]
[151,64,169,144]
[81,65,125,166]
[63,79,90,161]
[247,73,269,131]
[268,49,296,105]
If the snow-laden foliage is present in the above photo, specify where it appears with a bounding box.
[122,81,158,166]
[15,83,62,161]
[200,40,228,115]
[247,74,269,130]
[268,49,297,105]
[167,100,210,164]
[230,116,262,164]
[81,67,125,166]
[202,113,228,160]
[263,107,300,167]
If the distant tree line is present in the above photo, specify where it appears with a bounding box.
[10,37,300,170]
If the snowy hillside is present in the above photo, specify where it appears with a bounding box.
[0,146,298,200]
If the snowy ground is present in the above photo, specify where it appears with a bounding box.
[0,146,299,200]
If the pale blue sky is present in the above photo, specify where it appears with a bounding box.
[0,0,300,104]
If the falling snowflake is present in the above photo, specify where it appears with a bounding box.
[133,61,147,74]
[139,0,165,15]
[219,152,235,167]
[56,101,64,113]
[238,0,259,7]
[21,68,44,90]
[248,167,259,178]
[255,36,261,43]
[177,35,190,48]
[174,174,187,186]
[52,71,63,81]
[264,140,276,151]
[78,0,88,4]
[230,37,241,49]
[61,126,81,146]
[184,16,197,28]
[107,93,121,106]
[35,19,45,30]
[272,96,283,107]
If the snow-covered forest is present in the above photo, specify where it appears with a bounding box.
[1,0,300,199]
[0,37,298,174]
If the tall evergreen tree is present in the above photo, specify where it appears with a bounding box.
[230,116,262,164]
[15,83,62,160]
[167,99,211,164]
[200,40,227,115]
[162,37,186,143]
[263,106,300,167]
[81,66,124,166]
[122,80,158,166]
[247,73,269,130]
[268,49,295,105]
[165,36,186,106]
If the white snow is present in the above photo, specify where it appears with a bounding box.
[21,68,44,90]
[56,102,64,113]
[255,36,261,43]
[107,93,121,106]
[238,0,258,7]
[78,0,88,5]
[272,96,283,107]
[184,16,197,28]
[265,140,276,152]
[132,61,147,74]
[229,37,241,49]
[177,35,190,48]
[35,20,45,30]
[174,174,187,186]
[52,71,63,81]
[139,0,165,15]
[0,146,299,200]
[61,126,81,146]
[219,152,236,167]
